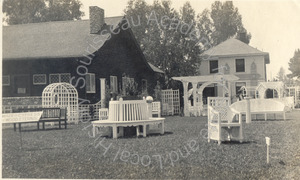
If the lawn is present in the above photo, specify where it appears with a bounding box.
[2,111,300,179]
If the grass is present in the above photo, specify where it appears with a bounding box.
[2,111,300,179]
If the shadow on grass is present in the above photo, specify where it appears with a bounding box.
[97,131,174,139]
[222,140,256,145]
[20,128,69,132]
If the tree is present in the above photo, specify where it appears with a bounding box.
[3,0,84,25]
[288,49,300,78]
[198,1,251,46]
[276,67,287,83]
[124,0,201,87]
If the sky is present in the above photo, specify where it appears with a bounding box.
[79,0,300,80]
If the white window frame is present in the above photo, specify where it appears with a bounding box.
[3,75,10,86]
[49,73,71,83]
[33,74,47,85]
[86,73,96,93]
[110,76,118,93]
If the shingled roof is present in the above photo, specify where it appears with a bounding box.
[2,16,122,60]
[201,38,270,64]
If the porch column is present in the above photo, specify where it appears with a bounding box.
[228,81,232,104]
[100,78,106,108]
[183,81,190,117]
[192,83,198,116]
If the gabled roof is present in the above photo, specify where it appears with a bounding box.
[148,62,164,74]
[3,16,122,60]
[201,38,270,64]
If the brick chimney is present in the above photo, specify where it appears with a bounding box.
[89,6,105,34]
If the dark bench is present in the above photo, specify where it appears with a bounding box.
[13,107,67,131]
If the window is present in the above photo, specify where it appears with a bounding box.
[142,79,147,93]
[209,60,218,74]
[122,76,135,95]
[3,75,10,86]
[110,76,118,93]
[86,73,96,93]
[33,74,46,85]
[236,59,245,72]
[236,82,246,95]
[49,73,71,83]
[60,73,71,83]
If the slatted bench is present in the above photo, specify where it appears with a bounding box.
[92,99,165,138]
[13,107,67,131]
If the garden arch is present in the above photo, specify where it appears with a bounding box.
[42,83,79,123]
[172,75,239,116]
[255,82,284,99]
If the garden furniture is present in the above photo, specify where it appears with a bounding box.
[207,97,243,145]
[230,99,286,120]
[92,98,165,138]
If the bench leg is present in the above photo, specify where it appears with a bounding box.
[112,125,117,139]
[65,121,67,129]
[143,125,147,137]
[160,122,164,135]
[92,125,96,137]
[119,127,124,137]
[43,122,45,130]
[59,121,61,129]
[264,113,267,121]
[136,126,140,137]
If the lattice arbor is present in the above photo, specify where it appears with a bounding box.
[255,82,285,99]
[161,89,180,116]
[42,83,79,123]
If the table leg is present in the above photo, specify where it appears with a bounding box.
[37,122,40,130]
[59,121,61,129]
[19,123,22,132]
[14,123,16,131]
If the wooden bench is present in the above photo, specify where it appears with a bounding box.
[92,99,165,138]
[13,107,67,131]
[230,99,286,121]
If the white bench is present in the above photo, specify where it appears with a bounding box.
[230,99,286,121]
[92,99,165,138]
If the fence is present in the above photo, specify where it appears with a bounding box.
[78,101,102,122]
[161,89,180,116]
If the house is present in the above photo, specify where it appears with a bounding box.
[199,38,270,98]
[2,6,164,105]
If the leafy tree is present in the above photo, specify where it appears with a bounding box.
[3,0,84,25]
[198,1,251,46]
[124,0,201,87]
[288,49,300,78]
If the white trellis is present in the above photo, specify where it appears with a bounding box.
[255,82,285,99]
[42,83,79,123]
[161,89,180,116]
